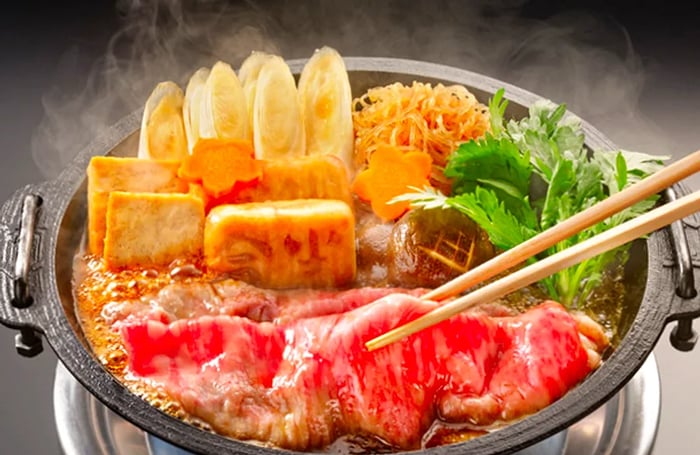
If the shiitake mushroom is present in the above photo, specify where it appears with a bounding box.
[386,207,496,288]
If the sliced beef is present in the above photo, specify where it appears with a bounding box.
[103,279,425,326]
[121,294,599,450]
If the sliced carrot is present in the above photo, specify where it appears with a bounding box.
[351,145,433,221]
[179,138,263,198]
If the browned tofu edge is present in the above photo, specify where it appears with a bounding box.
[103,191,204,269]
[87,156,188,255]
[203,199,356,288]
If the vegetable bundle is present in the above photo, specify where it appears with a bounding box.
[398,89,668,307]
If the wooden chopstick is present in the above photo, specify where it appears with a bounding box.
[365,189,700,352]
[421,149,700,302]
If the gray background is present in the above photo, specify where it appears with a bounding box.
[1,1,699,454]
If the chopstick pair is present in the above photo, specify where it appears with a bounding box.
[365,150,700,352]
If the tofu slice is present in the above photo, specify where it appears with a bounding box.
[87,156,188,255]
[205,199,355,289]
[231,155,352,206]
[103,191,204,269]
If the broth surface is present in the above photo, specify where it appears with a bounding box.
[73,239,624,451]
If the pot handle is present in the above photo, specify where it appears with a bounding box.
[0,182,54,357]
[665,186,700,351]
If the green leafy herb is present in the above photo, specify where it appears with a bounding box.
[488,88,508,136]
[395,186,538,251]
[444,134,536,227]
[396,90,668,308]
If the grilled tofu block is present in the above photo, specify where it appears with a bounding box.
[205,199,355,289]
[87,156,189,255]
[230,155,352,206]
[103,191,204,269]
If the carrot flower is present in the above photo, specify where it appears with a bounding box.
[351,145,433,221]
[179,139,263,198]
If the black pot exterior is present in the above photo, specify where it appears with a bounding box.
[2,57,700,455]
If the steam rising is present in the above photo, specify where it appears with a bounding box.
[31,0,665,178]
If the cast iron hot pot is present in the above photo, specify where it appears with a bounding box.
[2,58,700,455]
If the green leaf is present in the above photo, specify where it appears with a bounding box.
[591,149,666,228]
[448,188,538,250]
[592,149,668,194]
[446,134,533,223]
[488,88,507,136]
[545,103,567,134]
[540,159,575,231]
[503,99,585,186]
[615,151,628,193]
[475,178,526,200]
[446,135,530,195]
